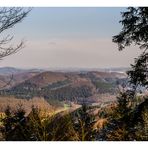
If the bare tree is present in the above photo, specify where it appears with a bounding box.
[0,7,31,60]
[0,7,31,89]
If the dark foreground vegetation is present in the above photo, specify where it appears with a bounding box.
[0,94,148,141]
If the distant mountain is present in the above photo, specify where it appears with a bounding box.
[0,67,25,75]
[0,66,130,75]
[87,71,127,79]
[46,67,130,73]
[0,67,44,75]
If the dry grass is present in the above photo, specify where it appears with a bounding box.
[0,96,55,115]
[93,118,108,130]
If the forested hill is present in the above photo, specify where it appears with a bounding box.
[0,70,127,104]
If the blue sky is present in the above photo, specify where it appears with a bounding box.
[14,7,124,38]
[0,7,141,69]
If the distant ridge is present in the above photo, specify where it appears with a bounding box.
[0,67,44,75]
[0,66,130,75]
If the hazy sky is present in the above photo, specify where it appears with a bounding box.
[0,7,142,69]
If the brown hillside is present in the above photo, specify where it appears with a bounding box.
[11,72,40,87]
[0,75,10,88]
[26,71,67,87]
[0,72,40,89]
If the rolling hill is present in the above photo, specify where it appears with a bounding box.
[0,69,127,105]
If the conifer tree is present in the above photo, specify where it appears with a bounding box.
[74,103,95,141]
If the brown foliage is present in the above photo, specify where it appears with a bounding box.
[0,96,55,115]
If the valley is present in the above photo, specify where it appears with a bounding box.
[0,67,127,114]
